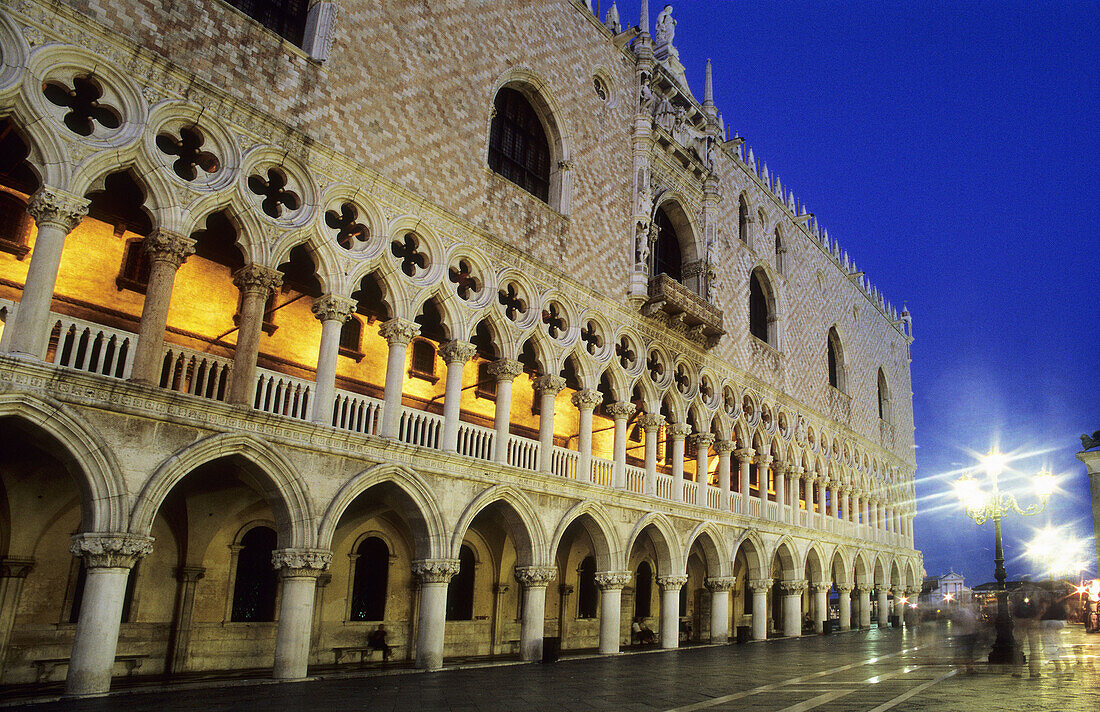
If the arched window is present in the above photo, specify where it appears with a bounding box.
[827,327,845,391]
[738,196,749,243]
[877,368,891,423]
[116,238,151,293]
[577,555,597,619]
[223,0,309,45]
[749,268,773,344]
[488,88,551,202]
[409,339,437,382]
[339,315,363,357]
[634,561,653,618]
[774,229,784,274]
[446,544,475,621]
[231,526,278,622]
[652,206,682,282]
[350,536,389,621]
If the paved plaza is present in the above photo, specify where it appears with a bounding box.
[5,624,1098,711]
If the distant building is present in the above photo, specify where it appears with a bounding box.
[921,572,971,608]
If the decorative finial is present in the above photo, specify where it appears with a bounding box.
[640,0,649,35]
[704,58,714,106]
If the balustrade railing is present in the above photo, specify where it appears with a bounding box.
[730,492,745,515]
[254,369,312,420]
[682,480,698,505]
[398,408,443,449]
[625,466,645,494]
[49,314,134,379]
[331,390,382,435]
[551,447,578,479]
[655,474,673,500]
[160,345,232,401]
[590,456,614,487]
[747,497,763,519]
[505,433,536,470]
[706,485,720,509]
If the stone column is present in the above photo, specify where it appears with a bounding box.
[715,440,734,510]
[792,467,806,514]
[515,566,557,661]
[309,294,356,424]
[0,557,34,672]
[817,477,827,523]
[693,433,715,487]
[704,577,735,643]
[667,423,690,502]
[735,448,754,506]
[857,584,872,628]
[378,318,421,438]
[756,454,773,511]
[749,579,772,641]
[534,375,567,474]
[877,587,890,627]
[166,566,205,674]
[606,402,636,489]
[438,340,476,451]
[774,461,787,522]
[811,583,830,634]
[594,571,631,654]
[489,359,523,464]
[572,389,603,483]
[836,585,853,631]
[5,188,89,359]
[65,533,154,696]
[894,590,907,623]
[781,580,806,638]
[130,230,196,383]
[656,575,687,649]
[271,549,331,680]
[227,264,283,405]
[640,413,665,496]
[411,559,460,670]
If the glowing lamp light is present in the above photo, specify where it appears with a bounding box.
[943,593,954,602]
[953,475,987,511]
[982,450,1008,478]
[1034,469,1056,498]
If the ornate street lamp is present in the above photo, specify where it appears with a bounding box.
[954,449,1056,664]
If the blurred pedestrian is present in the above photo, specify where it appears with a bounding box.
[948,600,979,673]
[1040,591,1068,673]
[1011,583,1045,678]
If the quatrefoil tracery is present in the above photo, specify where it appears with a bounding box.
[247,168,300,219]
[646,350,664,383]
[156,126,219,181]
[542,302,566,340]
[390,233,428,277]
[616,337,636,369]
[448,259,481,301]
[42,75,121,137]
[498,283,527,321]
[325,202,370,250]
[580,321,603,355]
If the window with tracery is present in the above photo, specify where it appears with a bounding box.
[222,0,309,45]
[749,270,771,343]
[488,88,551,202]
[651,207,682,282]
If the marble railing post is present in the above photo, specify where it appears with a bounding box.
[735,448,754,506]
[489,359,523,464]
[166,565,205,674]
[715,440,735,510]
[749,579,772,640]
[378,318,421,438]
[836,585,853,631]
[534,375,566,473]
[65,534,154,696]
[704,577,735,643]
[130,230,195,384]
[640,413,665,496]
[811,583,830,634]
[656,575,687,649]
[594,571,631,653]
[877,587,890,627]
[693,433,715,488]
[309,294,356,424]
[5,188,89,359]
[227,264,283,405]
[856,584,873,628]
[411,559,460,670]
[667,424,691,502]
[515,566,557,661]
[0,558,34,674]
[605,402,636,488]
[572,389,603,483]
[272,549,331,679]
[438,340,476,451]
[781,580,806,638]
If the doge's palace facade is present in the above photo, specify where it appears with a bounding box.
[0,0,920,697]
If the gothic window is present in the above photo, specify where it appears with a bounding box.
[488,88,551,202]
[222,0,309,45]
[827,327,845,392]
[231,526,278,622]
[577,556,597,619]
[339,315,363,359]
[446,544,476,621]
[749,268,774,345]
[774,229,784,274]
[0,192,30,259]
[350,537,389,621]
[738,196,749,243]
[749,460,759,495]
[475,361,497,400]
[651,207,682,282]
[116,238,151,293]
[634,561,653,618]
[878,368,891,423]
[409,339,438,383]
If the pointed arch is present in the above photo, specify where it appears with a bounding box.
[624,512,682,574]
[549,500,622,571]
[804,542,828,585]
[731,529,767,580]
[770,535,802,581]
[877,367,892,423]
[684,522,730,578]
[830,547,853,586]
[450,484,548,567]
[749,264,781,347]
[827,325,847,392]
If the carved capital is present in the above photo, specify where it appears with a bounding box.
[514,565,558,588]
[704,576,736,592]
[638,413,666,430]
[780,579,808,595]
[487,358,524,381]
[714,439,736,454]
[175,566,206,584]
[70,533,154,569]
[756,454,773,468]
[571,388,603,410]
[605,401,637,419]
[26,187,89,232]
[412,558,461,583]
[811,582,832,593]
[854,583,873,593]
[438,340,476,365]
[379,317,420,346]
[533,374,567,395]
[748,578,773,593]
[656,574,688,590]
[143,229,195,268]
[594,570,633,590]
[311,294,356,323]
[666,423,692,439]
[734,447,756,464]
[835,584,853,593]
[272,548,332,578]
[692,433,716,449]
[0,557,35,578]
[232,263,283,296]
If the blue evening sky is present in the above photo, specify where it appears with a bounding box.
[608,0,1100,585]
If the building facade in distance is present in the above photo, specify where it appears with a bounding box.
[0,0,921,696]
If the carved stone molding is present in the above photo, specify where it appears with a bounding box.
[175,565,206,583]
[232,263,283,296]
[70,533,154,569]
[835,584,853,593]
[780,579,808,595]
[656,574,688,590]
[692,433,716,449]
[533,374,567,395]
[438,340,476,365]
[734,447,756,463]
[311,294,356,323]
[748,578,774,593]
[26,187,89,232]
[514,565,558,588]
[271,548,332,578]
[594,571,633,590]
[714,439,736,454]
[411,558,461,584]
[570,388,603,410]
[604,401,637,419]
[488,359,524,381]
[638,412,666,430]
[143,229,195,268]
[666,423,692,439]
[854,583,873,593]
[756,454,773,467]
[704,576,736,592]
[0,557,35,578]
[379,317,421,346]
[810,582,832,593]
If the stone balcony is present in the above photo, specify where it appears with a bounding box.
[641,274,725,348]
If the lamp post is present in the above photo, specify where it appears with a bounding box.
[954,449,1056,664]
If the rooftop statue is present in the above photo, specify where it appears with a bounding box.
[1082,430,1100,450]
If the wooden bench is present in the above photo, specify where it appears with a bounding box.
[33,653,147,683]
[331,646,386,665]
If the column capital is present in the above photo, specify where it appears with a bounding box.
[605,401,637,419]
[533,373,567,395]
[514,565,558,588]
[810,582,832,593]
[835,584,854,593]
[0,557,35,578]
[854,583,873,593]
[175,565,206,583]
[734,447,756,463]
[748,578,773,593]
[272,548,332,578]
[411,558,461,583]
[704,576,736,592]
[780,579,808,595]
[756,454,773,467]
[311,294,356,323]
[143,228,196,267]
[487,358,524,381]
[26,186,89,232]
[570,388,603,410]
[692,432,716,449]
[70,533,154,569]
[666,423,692,439]
[594,570,633,590]
[379,317,420,345]
[772,460,789,476]
[714,439,736,454]
[656,574,689,590]
[638,412,666,430]
[438,339,476,365]
[232,263,283,296]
